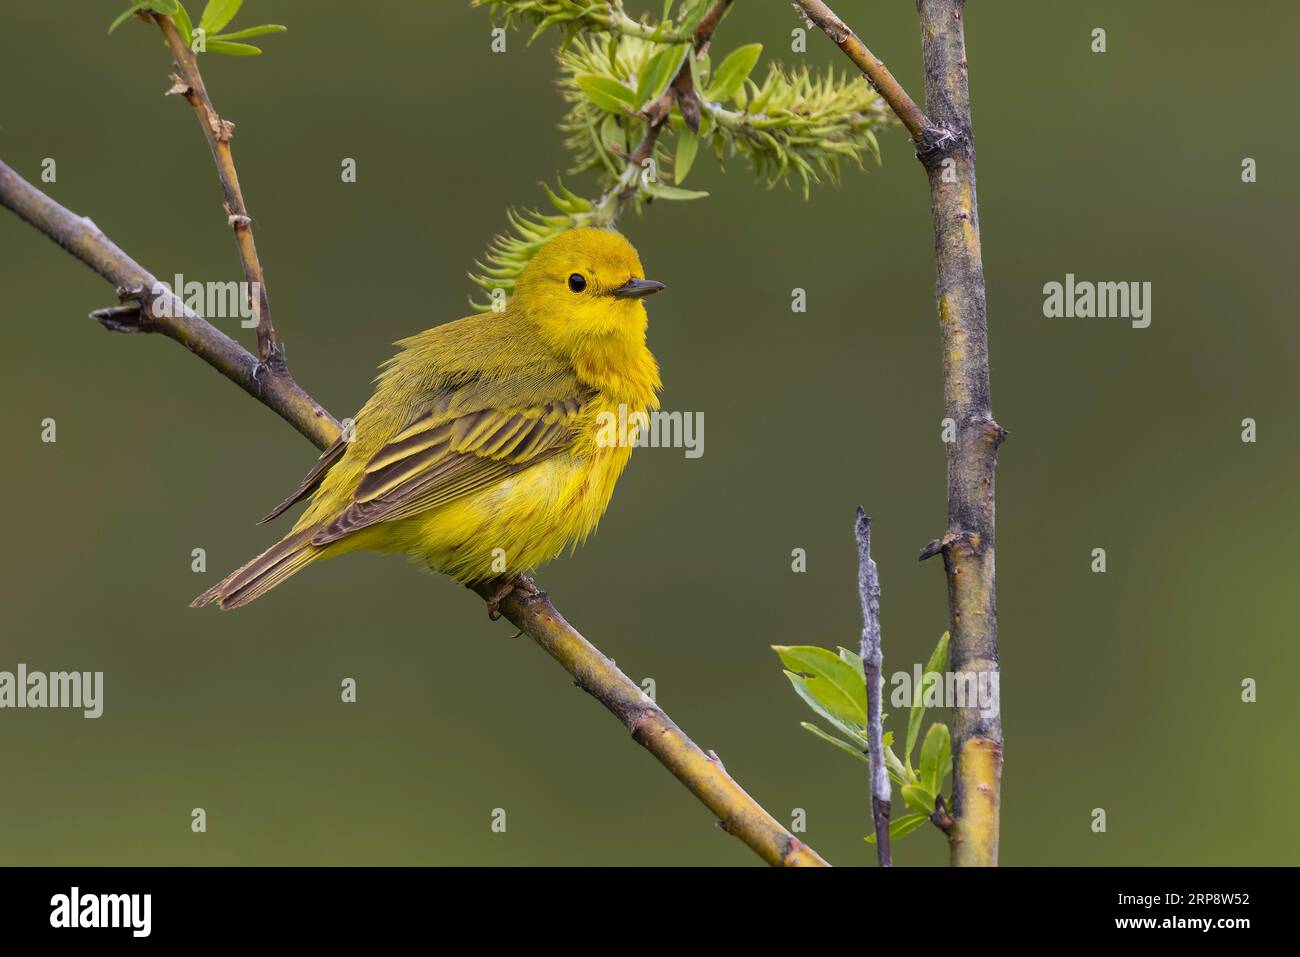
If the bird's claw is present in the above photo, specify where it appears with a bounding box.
[484,574,540,621]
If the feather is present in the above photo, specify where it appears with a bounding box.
[310,396,589,546]
[257,435,348,524]
[191,526,322,610]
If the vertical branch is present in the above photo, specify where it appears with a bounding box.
[914,0,1005,867]
[794,0,1004,864]
[155,14,281,365]
[855,508,890,866]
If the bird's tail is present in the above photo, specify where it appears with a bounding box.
[191,525,324,610]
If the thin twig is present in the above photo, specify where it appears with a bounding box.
[854,509,890,866]
[0,161,334,447]
[791,0,929,142]
[930,794,956,835]
[0,157,828,868]
[800,0,1005,866]
[154,14,280,365]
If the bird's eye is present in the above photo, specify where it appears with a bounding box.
[567,273,587,293]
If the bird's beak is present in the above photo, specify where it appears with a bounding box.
[612,277,666,299]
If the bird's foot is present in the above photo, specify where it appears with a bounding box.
[484,574,540,621]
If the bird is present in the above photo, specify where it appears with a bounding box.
[192,227,664,614]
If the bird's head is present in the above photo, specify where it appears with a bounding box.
[513,228,664,357]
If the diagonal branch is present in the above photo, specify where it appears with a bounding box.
[476,580,826,866]
[791,0,929,142]
[0,160,334,447]
[0,157,827,868]
[797,0,1005,865]
[154,13,281,366]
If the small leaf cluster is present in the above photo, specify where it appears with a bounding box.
[469,182,602,308]
[559,33,888,196]
[702,64,887,194]
[473,0,698,45]
[470,1,895,307]
[557,34,708,198]
[109,0,286,56]
[773,632,953,847]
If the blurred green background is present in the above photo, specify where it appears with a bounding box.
[2,1,1296,866]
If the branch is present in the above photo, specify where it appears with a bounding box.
[791,0,929,142]
[930,793,955,835]
[854,509,890,866]
[0,158,827,868]
[914,0,1004,867]
[692,0,733,48]
[0,161,335,447]
[154,14,280,365]
[798,0,1005,865]
[472,580,826,866]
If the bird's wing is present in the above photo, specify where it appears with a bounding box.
[258,433,350,524]
[308,393,590,546]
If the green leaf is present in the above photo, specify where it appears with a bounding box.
[773,645,866,724]
[692,50,712,90]
[906,631,950,768]
[636,42,688,108]
[863,127,881,165]
[108,2,152,33]
[866,812,929,844]
[904,713,922,773]
[687,47,705,97]
[837,646,865,683]
[599,113,627,155]
[539,180,591,215]
[920,722,950,796]
[674,128,699,184]
[901,784,936,816]
[799,722,868,766]
[676,0,713,33]
[153,0,179,13]
[198,0,243,34]
[206,39,261,56]
[707,43,762,102]
[784,672,863,744]
[925,631,951,681]
[173,2,194,42]
[211,23,285,41]
[883,743,911,787]
[575,73,638,113]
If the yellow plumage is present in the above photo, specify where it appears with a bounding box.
[193,228,663,609]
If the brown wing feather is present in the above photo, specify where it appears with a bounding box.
[258,434,349,524]
[309,395,590,546]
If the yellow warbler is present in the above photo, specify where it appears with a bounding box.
[193,228,664,611]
